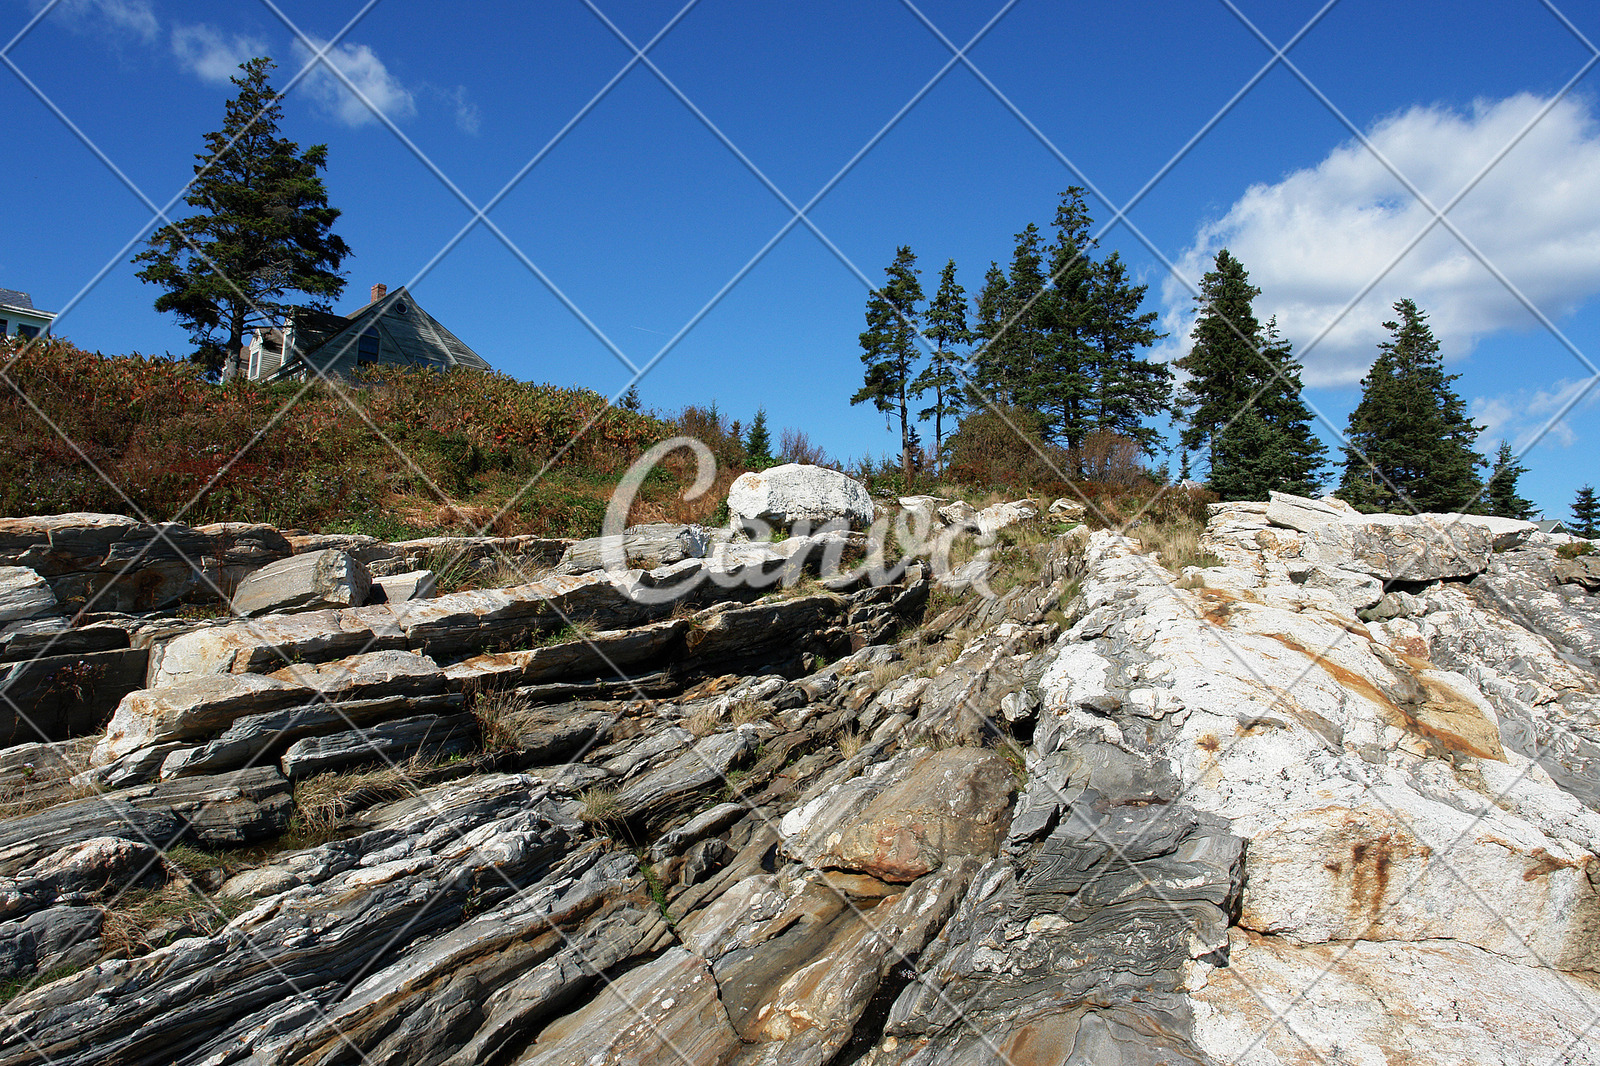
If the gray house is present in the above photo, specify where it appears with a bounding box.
[0,289,55,340]
[231,283,491,382]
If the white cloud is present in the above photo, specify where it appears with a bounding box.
[291,37,416,127]
[38,0,157,43]
[1160,93,1600,386]
[448,86,481,136]
[1472,378,1599,451]
[170,23,265,85]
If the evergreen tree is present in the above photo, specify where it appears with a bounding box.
[912,259,972,472]
[745,408,773,469]
[852,246,924,484]
[1031,192,1097,450]
[1484,441,1533,519]
[1177,249,1261,460]
[1179,449,1193,482]
[972,226,1049,408]
[1573,485,1600,538]
[1084,250,1169,453]
[1337,300,1484,513]
[1177,252,1326,497]
[133,57,350,377]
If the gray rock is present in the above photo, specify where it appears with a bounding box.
[231,548,373,616]
[0,566,56,623]
[1555,553,1600,592]
[0,621,128,666]
[516,946,741,1066]
[0,766,292,873]
[1301,563,1385,610]
[279,713,479,778]
[556,523,711,575]
[0,906,103,981]
[366,568,437,604]
[728,464,874,532]
[0,647,149,746]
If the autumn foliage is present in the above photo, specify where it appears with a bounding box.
[0,338,684,537]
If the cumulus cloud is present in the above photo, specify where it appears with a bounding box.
[291,37,416,127]
[1472,378,1599,451]
[170,23,265,85]
[1159,93,1600,386]
[37,0,158,43]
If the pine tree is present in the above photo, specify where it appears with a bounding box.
[1484,441,1533,519]
[133,57,350,377]
[1177,249,1261,461]
[912,259,971,474]
[1178,449,1193,482]
[1084,251,1169,453]
[852,246,924,485]
[1573,485,1600,538]
[745,408,773,469]
[1338,300,1484,513]
[972,226,1049,408]
[1178,252,1325,497]
[1031,192,1097,451]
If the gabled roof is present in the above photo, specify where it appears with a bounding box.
[0,289,32,309]
[273,286,491,378]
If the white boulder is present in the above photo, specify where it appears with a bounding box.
[727,464,874,532]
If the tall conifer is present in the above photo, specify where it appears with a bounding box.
[1338,299,1484,513]
[852,246,924,484]
[913,259,972,471]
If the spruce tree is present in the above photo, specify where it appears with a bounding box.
[852,246,924,484]
[1032,192,1097,451]
[1338,299,1484,513]
[1084,250,1169,453]
[133,57,350,377]
[745,408,773,469]
[972,226,1049,408]
[913,260,971,472]
[1177,249,1261,460]
[1484,441,1533,519]
[1573,485,1599,538]
[1178,252,1326,497]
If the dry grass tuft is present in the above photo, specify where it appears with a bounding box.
[100,883,250,959]
[290,764,418,845]
[469,686,528,753]
[684,704,723,738]
[1136,519,1223,573]
[836,728,865,760]
[578,785,623,825]
[729,699,766,726]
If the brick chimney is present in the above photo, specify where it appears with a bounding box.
[371,283,387,303]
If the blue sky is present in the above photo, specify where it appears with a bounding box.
[3,0,1598,520]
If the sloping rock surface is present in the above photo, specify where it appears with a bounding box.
[0,501,1595,1064]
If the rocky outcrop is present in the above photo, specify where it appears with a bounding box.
[728,464,874,532]
[0,496,1594,1064]
[230,548,373,616]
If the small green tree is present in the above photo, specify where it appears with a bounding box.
[133,57,350,377]
[852,246,924,485]
[1483,441,1533,519]
[912,259,971,472]
[1573,485,1600,537]
[745,408,773,469]
[1338,300,1484,513]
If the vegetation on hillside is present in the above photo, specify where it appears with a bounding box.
[0,337,708,537]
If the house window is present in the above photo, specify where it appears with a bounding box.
[15,324,39,340]
[0,320,7,335]
[357,329,380,365]
[249,348,260,379]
